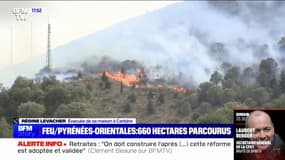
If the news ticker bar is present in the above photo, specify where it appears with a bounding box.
[14,124,234,138]
[18,118,136,124]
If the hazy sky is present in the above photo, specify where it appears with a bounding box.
[0,1,178,69]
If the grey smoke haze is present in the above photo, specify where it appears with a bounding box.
[78,1,285,86]
[1,1,285,87]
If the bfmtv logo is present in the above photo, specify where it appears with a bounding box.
[18,125,33,131]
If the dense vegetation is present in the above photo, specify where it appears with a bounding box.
[1,57,285,137]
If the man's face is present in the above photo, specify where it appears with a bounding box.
[247,113,274,151]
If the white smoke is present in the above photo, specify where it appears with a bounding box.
[2,1,285,88]
[76,1,285,86]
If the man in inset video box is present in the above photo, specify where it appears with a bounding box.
[237,109,285,160]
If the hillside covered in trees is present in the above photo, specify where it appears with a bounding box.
[1,57,285,137]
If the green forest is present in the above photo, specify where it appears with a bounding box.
[1,57,285,138]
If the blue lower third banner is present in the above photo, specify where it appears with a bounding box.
[14,124,234,138]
